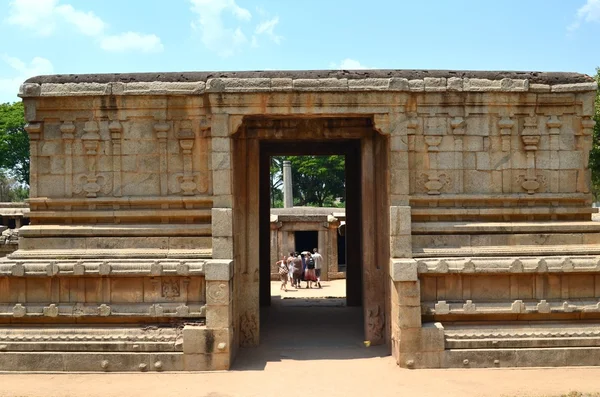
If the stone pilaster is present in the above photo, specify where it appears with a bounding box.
[546,115,562,193]
[109,120,122,197]
[577,116,595,193]
[176,121,196,196]
[25,122,42,198]
[154,121,170,196]
[450,116,465,193]
[80,121,103,198]
[60,121,75,197]
[520,116,541,194]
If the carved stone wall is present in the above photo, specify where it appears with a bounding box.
[1,70,596,371]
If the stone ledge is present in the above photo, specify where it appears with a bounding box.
[0,302,206,318]
[414,255,600,273]
[424,299,600,315]
[0,325,185,351]
[0,258,206,277]
[414,244,600,258]
[6,248,212,260]
[20,224,212,237]
[19,75,598,97]
[442,346,600,368]
[412,221,600,234]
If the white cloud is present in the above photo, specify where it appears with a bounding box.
[255,16,282,44]
[0,55,53,102]
[101,32,164,53]
[330,59,372,69]
[6,0,59,36]
[55,4,106,36]
[6,0,162,53]
[190,0,253,57]
[569,0,600,31]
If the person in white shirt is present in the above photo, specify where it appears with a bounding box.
[312,248,324,288]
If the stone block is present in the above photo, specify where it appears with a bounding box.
[390,206,411,236]
[212,208,233,237]
[184,352,231,371]
[424,77,447,92]
[270,78,293,90]
[397,351,442,369]
[183,326,231,354]
[398,305,422,329]
[463,136,483,151]
[206,281,232,305]
[211,137,231,152]
[204,259,234,281]
[391,259,417,282]
[206,304,233,328]
[398,323,445,353]
[212,237,233,260]
[476,152,491,170]
[390,235,412,258]
[463,170,491,193]
[559,151,582,169]
[211,151,231,171]
[396,281,421,306]
[212,169,232,195]
[390,168,409,195]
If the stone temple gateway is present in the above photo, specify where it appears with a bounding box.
[0,70,598,371]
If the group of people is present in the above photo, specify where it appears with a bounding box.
[277,248,323,291]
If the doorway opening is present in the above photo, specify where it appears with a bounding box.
[257,140,366,354]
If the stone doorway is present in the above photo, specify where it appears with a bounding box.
[259,140,362,308]
[232,117,390,350]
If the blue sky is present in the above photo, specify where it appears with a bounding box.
[0,0,599,103]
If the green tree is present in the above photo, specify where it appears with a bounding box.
[270,155,345,208]
[270,156,284,207]
[590,68,600,202]
[0,173,28,202]
[0,102,30,186]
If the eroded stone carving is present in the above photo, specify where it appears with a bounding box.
[161,279,181,298]
[367,304,385,342]
[207,283,228,304]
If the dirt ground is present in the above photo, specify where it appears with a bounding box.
[1,280,600,397]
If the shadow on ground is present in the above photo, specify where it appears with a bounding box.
[233,298,390,371]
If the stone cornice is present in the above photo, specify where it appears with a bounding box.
[19,73,598,98]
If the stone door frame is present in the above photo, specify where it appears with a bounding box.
[231,116,390,349]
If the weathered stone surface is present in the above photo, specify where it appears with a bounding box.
[5,67,598,373]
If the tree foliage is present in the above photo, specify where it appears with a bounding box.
[0,102,29,185]
[590,68,600,202]
[270,155,345,208]
[0,173,28,202]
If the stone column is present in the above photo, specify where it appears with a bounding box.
[25,123,42,198]
[283,160,293,208]
[318,229,328,281]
